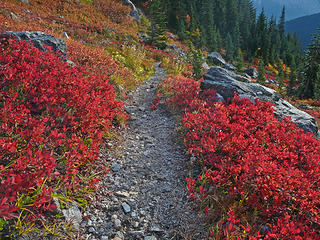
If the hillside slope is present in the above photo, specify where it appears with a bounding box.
[285,12,320,50]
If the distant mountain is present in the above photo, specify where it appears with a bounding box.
[252,0,320,20]
[285,12,320,51]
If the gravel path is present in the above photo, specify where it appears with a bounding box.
[80,63,209,240]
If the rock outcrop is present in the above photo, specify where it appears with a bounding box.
[244,67,258,79]
[1,31,67,60]
[201,66,319,135]
[207,52,226,66]
[122,0,140,21]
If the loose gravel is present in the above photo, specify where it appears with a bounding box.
[80,63,209,240]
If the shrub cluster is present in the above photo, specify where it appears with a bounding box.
[161,75,320,239]
[0,39,126,230]
[1,0,138,44]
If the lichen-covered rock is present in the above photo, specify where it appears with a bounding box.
[1,31,67,60]
[207,52,226,66]
[122,0,139,21]
[202,66,319,135]
[62,203,82,230]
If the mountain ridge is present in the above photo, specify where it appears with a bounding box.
[252,0,320,20]
[285,12,320,50]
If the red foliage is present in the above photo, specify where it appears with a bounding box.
[0,38,127,222]
[163,74,320,239]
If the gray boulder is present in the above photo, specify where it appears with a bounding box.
[1,31,67,60]
[201,66,319,135]
[207,52,226,66]
[62,203,82,230]
[244,67,258,79]
[224,63,236,71]
[122,0,139,21]
[204,66,251,83]
[202,62,210,71]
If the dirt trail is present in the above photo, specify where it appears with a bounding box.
[81,63,209,240]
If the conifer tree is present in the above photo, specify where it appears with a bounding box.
[148,0,168,49]
[278,69,285,93]
[225,34,234,61]
[287,70,296,95]
[279,6,285,37]
[189,43,203,80]
[258,59,266,84]
[301,29,320,99]
[236,48,245,71]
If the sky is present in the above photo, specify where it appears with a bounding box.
[252,0,320,20]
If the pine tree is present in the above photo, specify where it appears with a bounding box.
[278,69,285,93]
[279,6,285,37]
[287,70,296,95]
[190,43,203,80]
[236,48,245,71]
[256,9,267,58]
[258,59,266,84]
[225,33,234,61]
[148,0,168,49]
[301,29,320,99]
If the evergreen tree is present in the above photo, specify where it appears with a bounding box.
[147,0,303,71]
[258,59,266,84]
[287,70,296,95]
[301,28,320,99]
[225,33,234,61]
[190,43,203,80]
[148,0,168,49]
[236,48,245,71]
[278,69,285,93]
[279,6,285,36]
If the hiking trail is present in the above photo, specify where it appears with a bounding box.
[80,63,209,240]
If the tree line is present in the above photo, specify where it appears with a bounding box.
[134,0,320,99]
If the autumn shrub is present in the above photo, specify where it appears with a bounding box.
[0,38,127,236]
[1,0,138,43]
[161,75,320,239]
[107,44,154,87]
[94,0,131,24]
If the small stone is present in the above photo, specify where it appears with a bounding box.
[150,225,162,232]
[140,210,146,216]
[115,191,130,198]
[116,231,124,239]
[101,236,108,240]
[131,211,137,218]
[81,220,87,227]
[88,226,95,233]
[113,238,121,240]
[162,186,171,193]
[139,106,146,111]
[111,214,118,221]
[111,163,121,172]
[144,236,157,240]
[133,221,139,228]
[121,202,131,213]
[114,219,121,229]
[62,203,82,230]
[130,230,144,236]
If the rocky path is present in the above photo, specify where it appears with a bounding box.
[80,63,209,240]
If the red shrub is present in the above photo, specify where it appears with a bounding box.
[163,75,320,239]
[0,38,127,223]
